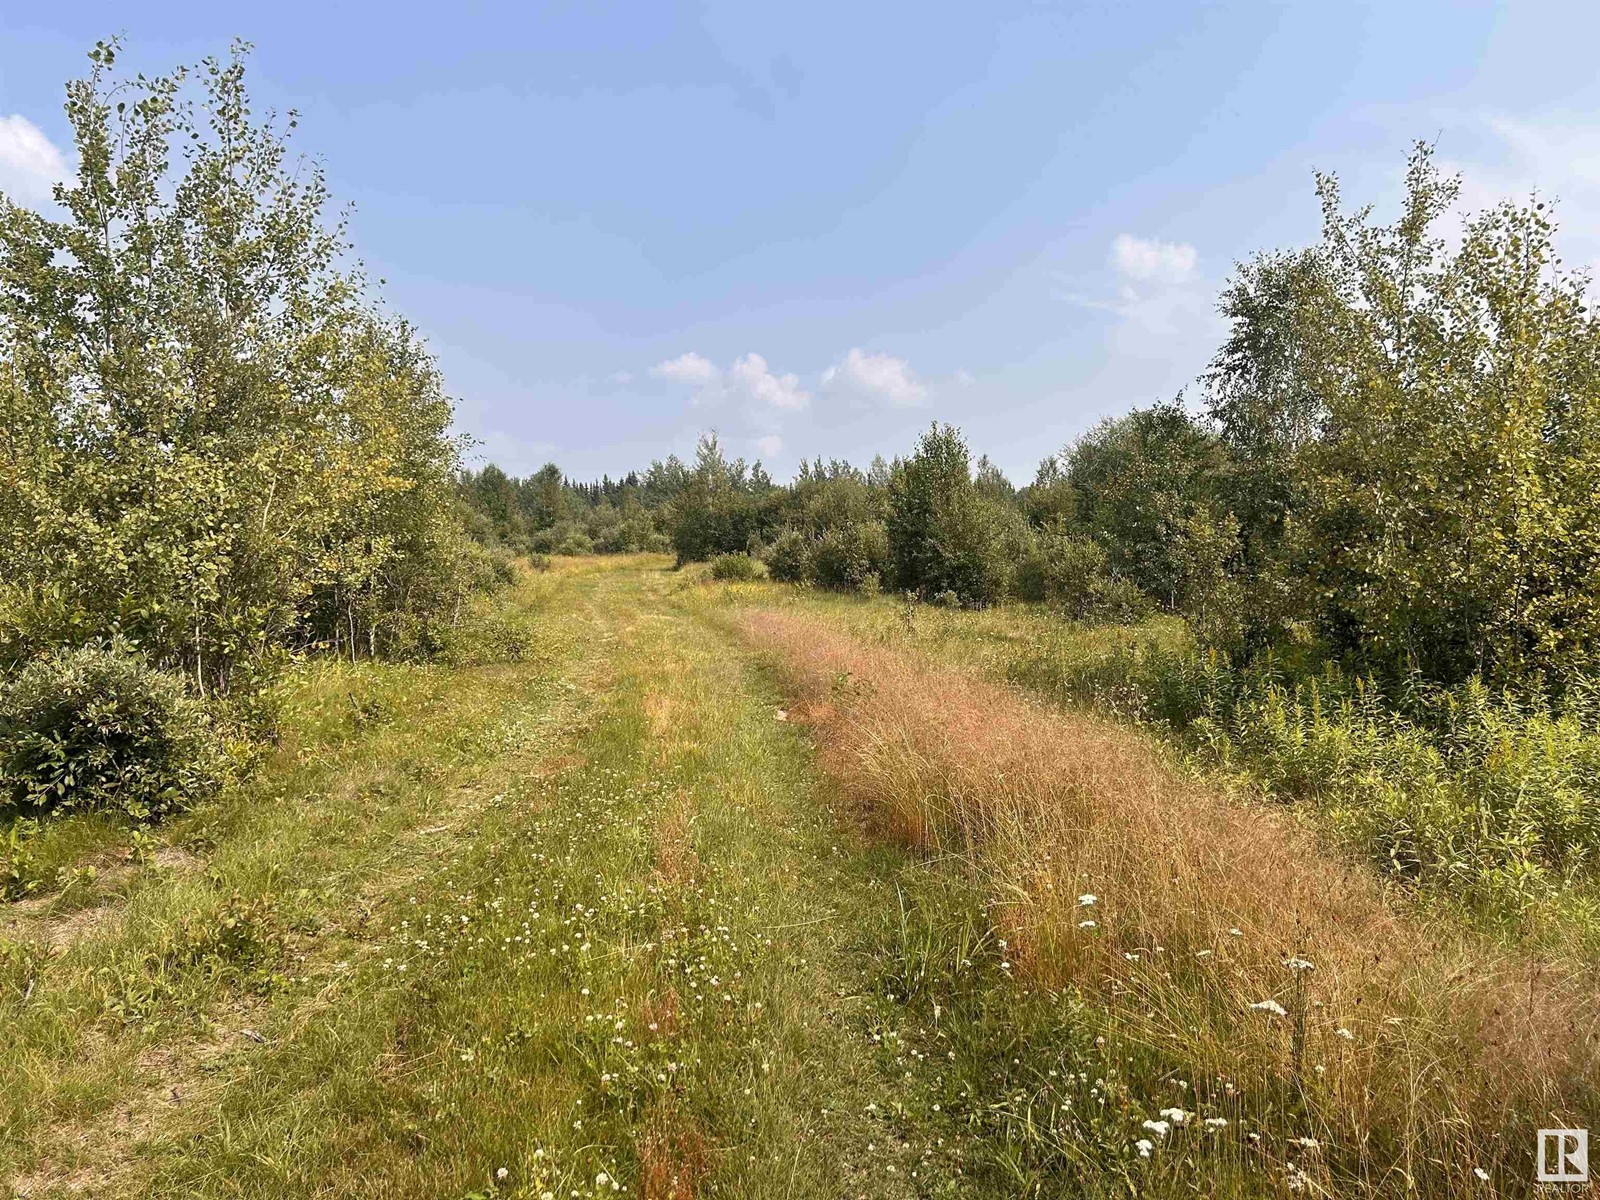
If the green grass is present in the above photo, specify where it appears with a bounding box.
[694,575,1600,955]
[8,557,1178,1198]
[11,557,1587,1197]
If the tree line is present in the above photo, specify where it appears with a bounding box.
[467,144,1600,695]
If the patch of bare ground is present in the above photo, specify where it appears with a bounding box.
[4,845,201,954]
[737,607,1600,1193]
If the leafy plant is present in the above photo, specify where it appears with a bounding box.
[765,529,813,583]
[708,552,761,582]
[0,40,484,694]
[0,642,221,819]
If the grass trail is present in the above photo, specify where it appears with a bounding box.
[17,558,1578,1198]
[6,559,1061,1199]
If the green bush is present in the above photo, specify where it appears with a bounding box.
[0,643,222,819]
[766,529,813,583]
[1017,522,1152,623]
[709,553,761,582]
[1009,640,1600,918]
[810,521,889,592]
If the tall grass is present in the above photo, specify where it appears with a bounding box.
[1010,642,1600,946]
[740,609,1600,1197]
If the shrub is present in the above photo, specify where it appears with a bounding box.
[529,520,589,556]
[0,643,222,819]
[1018,522,1153,623]
[766,529,813,584]
[810,521,889,592]
[709,553,761,582]
[1090,576,1153,624]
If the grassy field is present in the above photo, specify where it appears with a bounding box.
[4,558,1597,1198]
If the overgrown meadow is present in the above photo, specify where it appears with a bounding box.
[4,37,1599,1200]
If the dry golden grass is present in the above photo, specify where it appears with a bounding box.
[653,789,701,889]
[738,608,1600,1195]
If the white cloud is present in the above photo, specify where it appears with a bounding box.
[608,369,634,385]
[650,351,719,386]
[755,434,782,458]
[1057,233,1222,392]
[650,350,808,411]
[1110,234,1197,285]
[728,352,808,410]
[0,115,66,208]
[820,348,928,407]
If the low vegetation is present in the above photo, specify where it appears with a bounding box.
[731,599,1599,1196]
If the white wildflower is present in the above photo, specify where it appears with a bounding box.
[1204,1117,1228,1129]
[1141,1119,1170,1137]
[1078,894,1097,906]
[1335,1027,1354,1040]
[1159,1107,1190,1125]
[1249,999,1289,1017]
[1283,957,1315,972]
[1473,1167,1490,1181]
[1135,1138,1154,1157]
[1078,919,1097,929]
[495,1167,509,1181]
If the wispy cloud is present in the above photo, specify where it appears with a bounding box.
[0,114,66,208]
[755,434,782,458]
[820,348,928,407]
[1059,234,1223,387]
[1110,234,1197,285]
[728,352,808,410]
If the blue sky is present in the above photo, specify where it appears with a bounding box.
[4,1,1599,482]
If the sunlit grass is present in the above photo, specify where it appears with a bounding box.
[8,558,1591,1198]
[724,599,1600,1197]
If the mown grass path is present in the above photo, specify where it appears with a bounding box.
[8,559,1051,1199]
